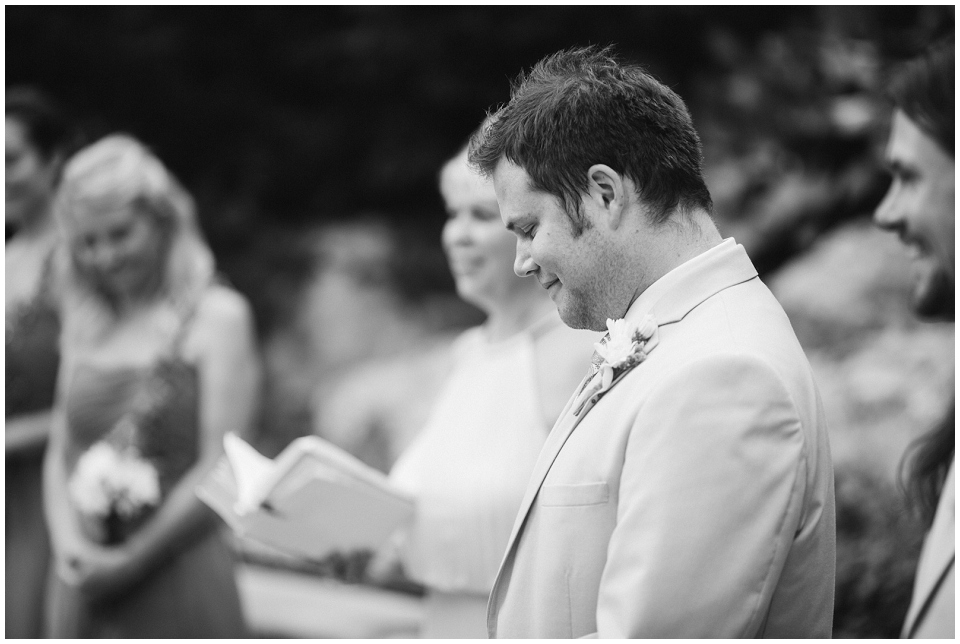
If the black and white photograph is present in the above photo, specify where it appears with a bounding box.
[6,5,955,639]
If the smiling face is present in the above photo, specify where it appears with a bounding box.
[875,110,955,319]
[5,116,59,227]
[493,160,623,331]
[67,203,170,302]
[440,152,532,312]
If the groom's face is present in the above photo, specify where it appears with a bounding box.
[493,160,619,331]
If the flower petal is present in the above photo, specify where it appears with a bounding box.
[605,318,620,336]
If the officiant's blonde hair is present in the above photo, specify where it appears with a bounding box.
[53,134,215,350]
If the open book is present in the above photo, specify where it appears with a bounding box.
[196,433,416,560]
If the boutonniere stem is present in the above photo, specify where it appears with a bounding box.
[573,314,659,416]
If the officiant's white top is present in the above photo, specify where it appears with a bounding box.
[388,314,563,633]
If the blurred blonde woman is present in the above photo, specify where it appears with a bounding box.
[5,88,73,639]
[43,135,261,637]
[385,136,597,638]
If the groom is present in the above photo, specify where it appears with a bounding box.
[469,46,836,638]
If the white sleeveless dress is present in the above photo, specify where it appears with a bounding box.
[389,316,560,638]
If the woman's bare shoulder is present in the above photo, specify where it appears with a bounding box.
[187,284,257,354]
[196,283,254,326]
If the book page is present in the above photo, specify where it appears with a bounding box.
[197,433,416,560]
[223,432,276,514]
[264,435,405,501]
[251,467,414,558]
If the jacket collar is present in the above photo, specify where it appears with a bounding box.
[625,238,758,328]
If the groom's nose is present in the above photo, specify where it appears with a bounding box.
[514,241,538,277]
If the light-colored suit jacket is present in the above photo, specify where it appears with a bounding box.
[488,239,836,638]
[902,459,955,639]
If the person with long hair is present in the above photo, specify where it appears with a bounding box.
[5,87,75,638]
[874,37,955,639]
[43,135,261,637]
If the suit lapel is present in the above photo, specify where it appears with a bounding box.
[505,387,592,548]
[902,461,955,636]
[488,385,592,631]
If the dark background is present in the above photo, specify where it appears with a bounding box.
[7,6,954,638]
[8,6,953,337]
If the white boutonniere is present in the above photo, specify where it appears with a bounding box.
[573,314,659,416]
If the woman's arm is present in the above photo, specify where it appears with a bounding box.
[43,362,95,585]
[6,409,53,456]
[73,287,263,600]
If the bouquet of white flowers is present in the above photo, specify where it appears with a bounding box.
[69,416,161,544]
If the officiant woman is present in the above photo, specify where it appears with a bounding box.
[384,126,596,638]
[42,134,261,637]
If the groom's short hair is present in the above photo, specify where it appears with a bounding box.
[469,45,713,233]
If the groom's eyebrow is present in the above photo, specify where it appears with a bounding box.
[504,212,533,234]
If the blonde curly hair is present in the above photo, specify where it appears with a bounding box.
[53,134,215,350]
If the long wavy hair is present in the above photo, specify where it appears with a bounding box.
[899,400,955,527]
[887,38,956,526]
[886,37,954,158]
[53,134,214,353]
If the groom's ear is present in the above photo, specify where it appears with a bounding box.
[585,164,626,230]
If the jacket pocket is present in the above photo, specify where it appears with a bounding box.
[539,481,609,507]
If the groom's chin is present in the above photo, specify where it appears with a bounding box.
[557,298,606,332]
